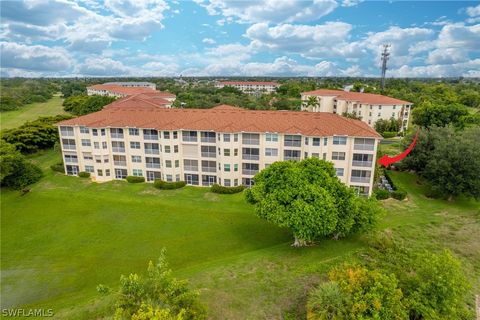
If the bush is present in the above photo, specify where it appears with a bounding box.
[78,171,91,178]
[126,176,145,183]
[374,188,390,200]
[381,131,397,138]
[50,163,65,173]
[391,189,407,200]
[2,162,43,190]
[384,170,397,190]
[153,180,186,190]
[211,184,245,194]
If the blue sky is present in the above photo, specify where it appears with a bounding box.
[1,0,479,77]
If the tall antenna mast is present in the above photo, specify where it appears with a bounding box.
[380,44,390,91]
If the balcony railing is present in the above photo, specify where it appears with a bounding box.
[146,163,160,169]
[242,154,259,160]
[242,139,259,145]
[352,160,373,167]
[350,176,370,183]
[202,167,216,173]
[284,141,301,147]
[354,144,375,151]
[112,147,125,153]
[62,145,76,150]
[284,156,301,161]
[111,134,124,139]
[64,158,78,163]
[184,166,198,171]
[183,136,197,142]
[242,169,258,175]
[144,135,158,140]
[201,152,216,158]
[114,161,127,166]
[145,149,160,155]
[201,137,216,143]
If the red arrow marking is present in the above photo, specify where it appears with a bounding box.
[378,129,421,167]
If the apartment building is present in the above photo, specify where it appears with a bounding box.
[57,104,381,196]
[104,81,156,90]
[215,81,280,94]
[301,89,412,131]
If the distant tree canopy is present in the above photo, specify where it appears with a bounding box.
[341,112,362,120]
[411,102,471,128]
[0,140,42,189]
[400,126,480,200]
[374,118,401,133]
[1,115,73,154]
[60,81,89,98]
[0,79,58,111]
[63,95,116,115]
[246,158,382,246]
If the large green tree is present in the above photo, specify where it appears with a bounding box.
[0,140,43,189]
[411,102,469,128]
[62,95,116,115]
[246,158,382,246]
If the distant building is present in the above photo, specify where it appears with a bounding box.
[104,81,156,90]
[301,89,412,131]
[215,81,280,94]
[57,103,381,196]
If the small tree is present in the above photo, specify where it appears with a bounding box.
[246,158,381,246]
[304,96,318,110]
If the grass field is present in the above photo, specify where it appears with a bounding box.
[1,149,479,319]
[0,94,66,130]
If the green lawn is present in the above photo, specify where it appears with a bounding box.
[0,94,66,130]
[1,149,479,319]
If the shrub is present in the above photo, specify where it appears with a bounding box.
[153,180,186,190]
[126,176,145,183]
[382,131,397,138]
[211,184,245,194]
[2,162,43,190]
[78,171,91,178]
[384,170,397,190]
[391,189,407,201]
[50,163,65,173]
[374,188,390,200]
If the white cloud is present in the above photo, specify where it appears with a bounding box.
[194,0,337,24]
[202,38,216,45]
[341,0,362,7]
[0,41,72,72]
[436,23,480,51]
[77,56,132,76]
[466,4,480,17]
[390,59,480,77]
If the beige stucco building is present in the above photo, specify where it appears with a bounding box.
[301,89,412,131]
[58,104,381,196]
[215,81,280,94]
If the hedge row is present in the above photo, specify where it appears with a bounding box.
[50,163,65,173]
[375,170,407,201]
[211,184,245,194]
[78,171,90,178]
[126,176,145,183]
[153,180,186,190]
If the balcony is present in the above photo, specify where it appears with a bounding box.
[112,147,125,153]
[201,152,216,158]
[184,166,198,171]
[146,163,161,169]
[242,169,258,176]
[242,154,259,160]
[62,145,76,150]
[111,133,124,139]
[182,136,197,142]
[284,156,301,161]
[354,144,375,151]
[114,161,127,166]
[351,176,370,183]
[202,166,216,173]
[144,135,158,140]
[64,158,78,163]
[352,160,373,167]
[145,149,160,155]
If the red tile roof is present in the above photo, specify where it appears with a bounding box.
[302,89,412,105]
[220,81,280,86]
[58,104,380,138]
[103,94,171,110]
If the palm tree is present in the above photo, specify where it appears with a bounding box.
[305,95,318,111]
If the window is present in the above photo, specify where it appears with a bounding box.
[146,171,161,181]
[102,141,107,149]
[146,157,161,169]
[115,169,127,179]
[80,126,89,134]
[234,149,238,156]
[379,105,382,110]
[323,137,328,146]
[129,128,139,136]
[352,153,373,167]
[304,137,309,145]
[182,131,197,142]
[101,129,105,136]
[335,168,344,176]
[305,152,308,158]
[312,138,320,146]
[201,146,216,158]
[378,113,381,117]
[224,164,231,172]
[84,165,94,173]
[392,112,395,117]
[242,133,260,145]
[265,148,278,156]
[332,152,346,160]
[312,153,319,158]
[173,131,178,139]
[94,142,99,149]
[174,145,179,153]
[62,139,76,150]
[132,169,143,177]
[184,159,198,171]
[165,160,172,168]
[223,133,230,142]
[234,134,238,142]
[144,143,159,154]
[224,179,231,187]
[64,154,78,163]
[224,149,230,156]
[81,139,91,147]
[60,126,74,137]
[113,155,126,166]
[93,129,98,136]
[333,136,347,145]
[143,129,158,140]
[284,150,301,161]
[105,169,110,177]
[323,153,327,160]
[130,141,141,149]
[163,131,170,139]
[175,174,180,182]
[83,153,93,160]
[242,148,259,160]
[110,128,124,139]
[97,169,103,176]
[175,160,179,168]
[166,175,173,182]
[354,138,375,151]
[242,178,254,187]
[112,141,125,153]
[103,155,109,163]
[284,135,301,147]
[184,174,199,185]
[350,170,371,183]
[242,163,259,175]
[164,145,171,153]
[266,133,278,142]
[201,160,216,172]
[234,163,238,172]
[201,131,216,143]
[132,155,142,163]
[234,179,239,186]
